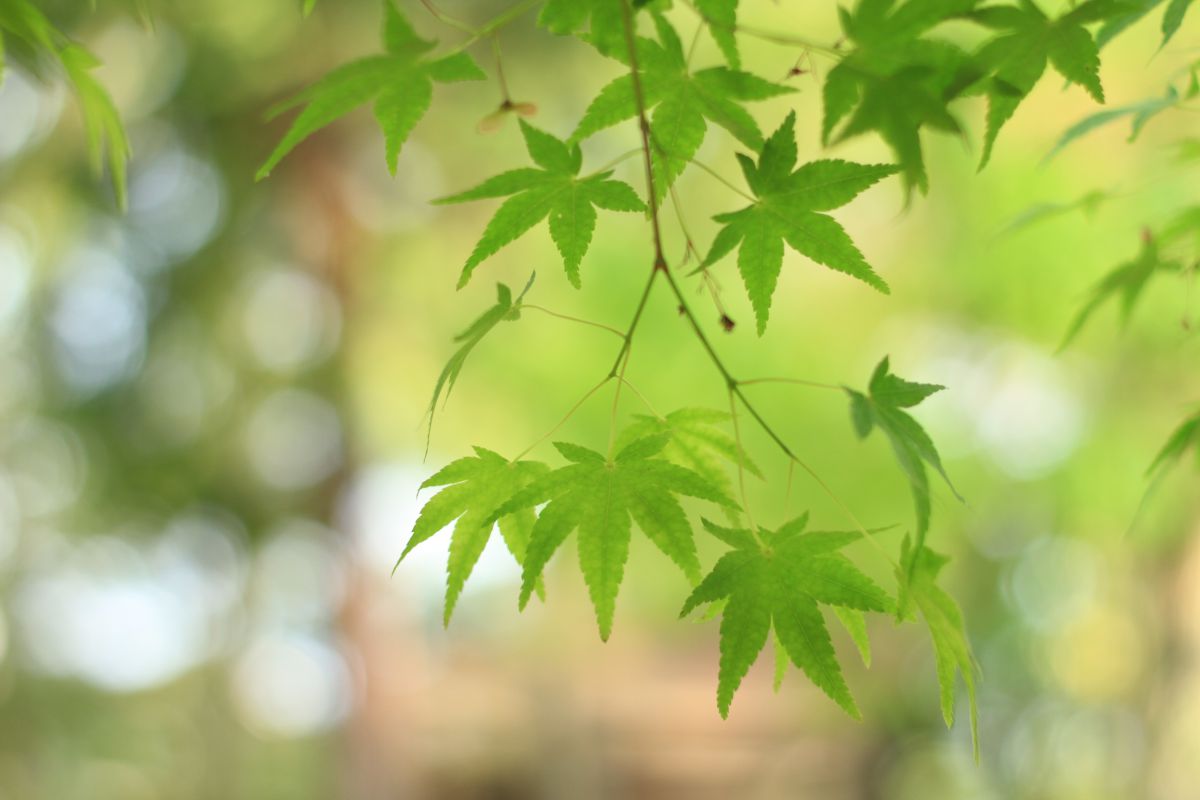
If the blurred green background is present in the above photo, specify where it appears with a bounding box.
[1,1,1199,798]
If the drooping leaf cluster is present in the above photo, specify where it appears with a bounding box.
[846,357,960,550]
[0,0,130,206]
[257,1,486,180]
[243,0,1198,746]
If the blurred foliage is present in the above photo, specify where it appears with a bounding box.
[0,1,1198,799]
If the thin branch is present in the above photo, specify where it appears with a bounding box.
[615,0,893,568]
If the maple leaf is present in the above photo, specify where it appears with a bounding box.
[692,0,741,67]
[897,535,980,760]
[1162,0,1195,45]
[436,120,645,288]
[258,1,484,179]
[1059,235,1181,349]
[824,0,981,195]
[614,408,763,519]
[425,278,532,453]
[496,435,735,640]
[972,0,1123,167]
[1046,85,1181,161]
[399,448,550,624]
[538,0,642,57]
[701,112,897,334]
[846,357,959,549]
[571,15,793,198]
[681,515,893,718]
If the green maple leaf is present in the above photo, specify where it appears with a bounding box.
[897,535,980,760]
[425,279,532,453]
[701,112,896,334]
[258,1,484,179]
[1095,0,1163,47]
[399,448,550,624]
[539,0,629,57]
[846,357,959,549]
[615,408,763,519]
[1162,0,1195,45]
[572,15,792,198]
[1147,410,1200,477]
[496,435,735,641]
[824,0,980,195]
[681,515,892,718]
[436,120,645,288]
[693,0,741,67]
[1059,235,1181,349]
[972,0,1124,167]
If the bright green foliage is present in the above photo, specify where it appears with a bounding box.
[426,279,531,451]
[59,44,131,209]
[846,357,958,549]
[1096,0,1164,47]
[499,435,735,641]
[0,0,130,207]
[539,0,626,57]
[258,1,484,179]
[614,408,763,517]
[998,189,1112,236]
[693,0,740,67]
[681,515,892,718]
[702,112,896,334]
[1162,0,1195,45]
[1148,411,1200,476]
[1060,236,1182,349]
[571,15,792,198]
[1048,86,1182,160]
[972,0,1117,167]
[824,0,979,195]
[897,535,980,760]
[400,448,550,624]
[436,121,645,288]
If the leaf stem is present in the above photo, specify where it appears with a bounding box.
[739,376,843,391]
[588,148,644,177]
[608,345,634,458]
[728,386,760,540]
[689,158,756,202]
[618,376,663,418]
[519,303,624,338]
[418,0,477,35]
[514,375,612,460]
[679,0,844,57]
[441,0,543,55]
